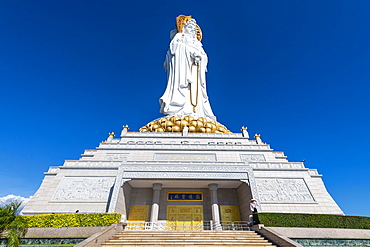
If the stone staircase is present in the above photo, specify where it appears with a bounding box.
[101,230,277,246]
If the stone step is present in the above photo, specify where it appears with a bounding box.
[112,235,262,239]
[103,230,276,247]
[113,236,264,240]
[102,244,274,247]
[117,230,256,233]
[107,239,270,243]
[102,241,275,246]
[113,233,260,237]
[101,241,276,247]
[117,231,257,236]
[103,244,274,246]
[119,231,255,235]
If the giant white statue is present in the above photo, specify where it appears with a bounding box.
[159,15,216,121]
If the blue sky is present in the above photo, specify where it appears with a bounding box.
[0,1,369,217]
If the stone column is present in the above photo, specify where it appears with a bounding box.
[118,180,131,223]
[241,172,261,212]
[208,183,221,230]
[150,183,162,222]
[108,165,127,213]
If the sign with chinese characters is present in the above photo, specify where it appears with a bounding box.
[155,153,216,161]
[167,192,203,201]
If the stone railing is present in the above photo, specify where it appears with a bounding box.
[124,221,251,231]
[75,224,124,247]
[251,225,304,247]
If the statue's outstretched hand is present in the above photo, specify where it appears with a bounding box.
[187,79,194,84]
[194,56,201,65]
[191,52,201,65]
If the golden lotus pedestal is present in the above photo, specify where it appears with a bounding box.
[139,116,231,133]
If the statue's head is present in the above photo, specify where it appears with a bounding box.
[175,15,202,41]
[183,19,197,37]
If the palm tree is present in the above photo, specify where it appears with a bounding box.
[0,202,27,247]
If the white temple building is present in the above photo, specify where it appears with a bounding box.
[21,15,343,229]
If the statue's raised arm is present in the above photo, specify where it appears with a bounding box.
[159,15,216,121]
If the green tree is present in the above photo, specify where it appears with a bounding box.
[0,202,27,247]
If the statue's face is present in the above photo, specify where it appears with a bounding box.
[183,20,196,36]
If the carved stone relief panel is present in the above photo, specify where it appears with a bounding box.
[256,178,314,203]
[250,162,305,169]
[104,153,128,162]
[123,165,249,172]
[240,154,266,162]
[155,153,216,161]
[63,161,121,168]
[52,177,115,202]
[123,172,248,179]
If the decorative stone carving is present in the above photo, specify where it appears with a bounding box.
[155,153,216,161]
[182,125,189,136]
[250,162,305,169]
[52,177,115,202]
[256,178,314,203]
[120,125,129,137]
[106,132,115,143]
[241,126,249,138]
[123,165,249,173]
[123,172,248,179]
[104,153,128,161]
[63,161,121,168]
[254,134,263,144]
[240,154,266,162]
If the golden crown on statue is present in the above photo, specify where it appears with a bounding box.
[176,15,203,41]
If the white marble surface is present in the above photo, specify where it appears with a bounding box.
[22,132,344,216]
[159,18,216,120]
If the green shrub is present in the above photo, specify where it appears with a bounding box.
[21,213,121,228]
[255,213,370,229]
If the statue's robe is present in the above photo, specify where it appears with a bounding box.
[159,32,216,121]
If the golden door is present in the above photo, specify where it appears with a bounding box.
[127,205,149,230]
[167,205,203,230]
[220,205,241,222]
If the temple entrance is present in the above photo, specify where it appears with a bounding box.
[166,205,203,230]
